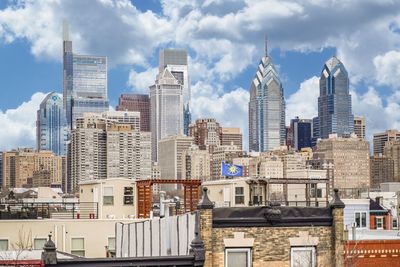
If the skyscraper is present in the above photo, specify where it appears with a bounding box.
[62,21,108,131]
[36,92,67,156]
[116,94,150,132]
[249,39,285,152]
[289,117,312,151]
[318,56,354,139]
[354,116,366,139]
[159,49,191,135]
[373,129,400,155]
[150,56,184,162]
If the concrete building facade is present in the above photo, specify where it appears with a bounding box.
[354,116,366,139]
[374,129,400,155]
[181,145,211,181]
[384,140,400,182]
[116,94,150,132]
[370,155,394,188]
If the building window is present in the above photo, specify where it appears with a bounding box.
[393,218,398,229]
[376,216,384,229]
[71,238,85,257]
[225,248,251,267]
[34,238,47,250]
[0,239,8,251]
[108,237,115,252]
[124,187,134,205]
[103,187,114,205]
[235,187,245,205]
[355,212,367,228]
[291,247,316,267]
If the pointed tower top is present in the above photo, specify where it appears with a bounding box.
[63,20,69,41]
[264,34,268,56]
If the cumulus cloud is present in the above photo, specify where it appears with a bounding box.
[127,67,158,93]
[373,50,400,89]
[0,92,47,151]
[286,76,319,122]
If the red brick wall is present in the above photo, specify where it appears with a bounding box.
[345,240,400,266]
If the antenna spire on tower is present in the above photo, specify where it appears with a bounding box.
[264,34,268,56]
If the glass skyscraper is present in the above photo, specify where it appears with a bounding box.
[318,56,354,139]
[36,92,67,156]
[249,40,286,152]
[63,22,108,131]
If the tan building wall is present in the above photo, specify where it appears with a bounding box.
[181,145,211,181]
[0,218,141,258]
[314,134,370,189]
[354,116,366,139]
[211,144,244,179]
[79,178,137,219]
[373,129,400,155]
[384,140,400,182]
[220,127,243,150]
[370,155,395,187]
[203,178,250,207]
[188,118,221,151]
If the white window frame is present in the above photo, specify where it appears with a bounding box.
[103,186,114,206]
[224,247,252,267]
[235,187,245,205]
[33,237,48,250]
[0,239,9,251]
[108,236,116,252]
[290,246,316,267]
[376,216,384,229]
[354,211,367,229]
[71,237,85,257]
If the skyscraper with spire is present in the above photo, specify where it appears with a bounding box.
[249,38,286,152]
[62,21,109,131]
[317,56,354,139]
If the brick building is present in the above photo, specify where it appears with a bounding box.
[116,94,150,132]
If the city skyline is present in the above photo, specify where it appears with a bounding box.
[1,1,400,151]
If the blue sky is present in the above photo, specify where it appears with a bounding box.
[0,0,400,151]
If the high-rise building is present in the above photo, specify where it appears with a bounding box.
[354,116,366,139]
[181,145,211,181]
[220,127,243,150]
[189,118,221,151]
[318,56,354,139]
[116,94,150,132]
[63,21,108,131]
[384,140,400,182]
[150,65,184,162]
[71,114,150,191]
[249,39,285,152]
[313,134,370,189]
[311,116,320,147]
[289,117,312,151]
[36,92,67,156]
[159,49,191,135]
[0,152,3,189]
[2,149,62,189]
[211,144,245,179]
[370,155,394,188]
[374,130,400,155]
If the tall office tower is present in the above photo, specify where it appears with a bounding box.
[313,134,370,189]
[71,114,151,191]
[63,21,108,131]
[318,56,354,139]
[158,135,193,180]
[181,145,211,181]
[289,117,312,151]
[373,130,400,155]
[189,118,221,151]
[249,39,285,152]
[384,140,400,182]
[220,127,243,150]
[311,116,320,147]
[150,66,184,162]
[2,149,62,189]
[116,94,150,132]
[354,116,366,139]
[36,92,67,156]
[159,49,191,135]
[370,155,394,188]
[0,152,2,189]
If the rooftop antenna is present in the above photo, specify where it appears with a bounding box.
[264,34,268,56]
[63,20,69,41]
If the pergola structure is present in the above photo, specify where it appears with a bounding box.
[137,179,202,218]
[246,177,330,206]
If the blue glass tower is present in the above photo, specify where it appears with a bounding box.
[183,104,191,136]
[318,56,354,139]
[249,39,286,152]
[36,92,67,155]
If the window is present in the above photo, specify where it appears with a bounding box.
[108,237,115,252]
[235,187,245,205]
[291,247,316,267]
[34,238,47,250]
[393,218,398,229]
[71,238,85,257]
[376,216,384,229]
[103,187,114,205]
[0,239,8,251]
[124,187,134,205]
[225,248,251,267]
[355,212,367,228]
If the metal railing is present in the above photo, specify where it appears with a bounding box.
[0,201,98,220]
[248,200,329,207]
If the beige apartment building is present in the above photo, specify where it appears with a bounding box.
[181,145,211,181]
[384,140,400,182]
[220,127,243,150]
[373,129,400,155]
[370,155,395,188]
[188,118,221,151]
[71,113,151,191]
[314,134,370,189]
[354,116,366,139]
[211,144,245,179]
[2,149,62,188]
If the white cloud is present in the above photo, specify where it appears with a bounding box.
[127,67,158,93]
[373,50,400,89]
[0,92,47,151]
[285,76,319,122]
